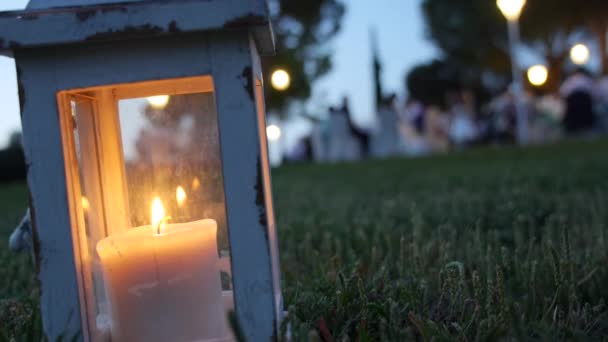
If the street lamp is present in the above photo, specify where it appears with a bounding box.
[527,65,548,87]
[497,0,526,21]
[570,43,590,65]
[497,0,529,145]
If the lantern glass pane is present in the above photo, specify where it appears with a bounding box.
[59,76,234,342]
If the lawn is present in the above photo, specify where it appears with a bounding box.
[2,138,608,341]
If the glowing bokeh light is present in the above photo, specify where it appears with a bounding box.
[191,177,201,191]
[570,44,590,65]
[266,124,282,141]
[81,197,90,211]
[147,95,170,109]
[271,69,291,91]
[496,0,526,21]
[176,186,187,208]
[527,65,548,87]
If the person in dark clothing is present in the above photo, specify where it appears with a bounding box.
[560,68,596,134]
[563,90,595,134]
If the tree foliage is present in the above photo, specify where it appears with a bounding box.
[421,0,608,92]
[519,0,608,86]
[421,0,510,78]
[406,60,460,108]
[406,60,491,109]
[0,132,25,183]
[263,0,345,111]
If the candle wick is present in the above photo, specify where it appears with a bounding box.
[156,216,172,235]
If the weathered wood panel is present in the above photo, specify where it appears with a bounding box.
[17,51,85,341]
[28,0,144,9]
[250,36,284,325]
[0,0,274,56]
[211,33,279,340]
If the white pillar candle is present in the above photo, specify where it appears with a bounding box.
[96,219,226,342]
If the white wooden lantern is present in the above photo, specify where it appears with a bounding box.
[0,1,283,341]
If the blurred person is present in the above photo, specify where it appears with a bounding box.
[531,90,565,144]
[310,117,330,162]
[424,105,449,153]
[447,91,478,148]
[397,97,429,156]
[560,67,596,135]
[401,96,425,134]
[473,103,492,144]
[594,74,608,132]
[328,103,358,162]
[561,67,595,96]
[370,94,402,158]
[488,91,517,144]
[285,135,314,162]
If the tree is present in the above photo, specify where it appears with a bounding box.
[263,0,345,111]
[519,1,608,88]
[0,131,26,182]
[584,0,608,74]
[421,0,511,81]
[518,0,608,88]
[586,5,608,75]
[406,59,491,110]
[516,0,576,90]
[421,0,608,92]
[406,60,461,108]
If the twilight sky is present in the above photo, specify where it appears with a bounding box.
[0,0,437,147]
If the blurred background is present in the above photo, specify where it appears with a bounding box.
[1,0,608,172]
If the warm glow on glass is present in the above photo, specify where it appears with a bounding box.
[81,196,90,211]
[191,177,201,191]
[271,69,291,91]
[497,0,526,21]
[527,65,548,87]
[151,197,166,231]
[266,124,282,141]
[570,44,590,65]
[147,95,170,109]
[176,186,187,207]
[64,76,236,341]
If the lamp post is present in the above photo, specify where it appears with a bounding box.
[497,0,528,145]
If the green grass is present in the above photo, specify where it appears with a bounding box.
[2,138,608,341]
[274,138,608,341]
[0,183,39,340]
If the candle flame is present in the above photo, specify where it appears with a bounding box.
[176,186,187,207]
[151,197,166,231]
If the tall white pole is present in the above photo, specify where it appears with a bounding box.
[507,19,529,145]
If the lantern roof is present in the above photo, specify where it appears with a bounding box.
[0,0,274,56]
[26,0,148,9]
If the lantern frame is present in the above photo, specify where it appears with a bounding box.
[0,1,282,341]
